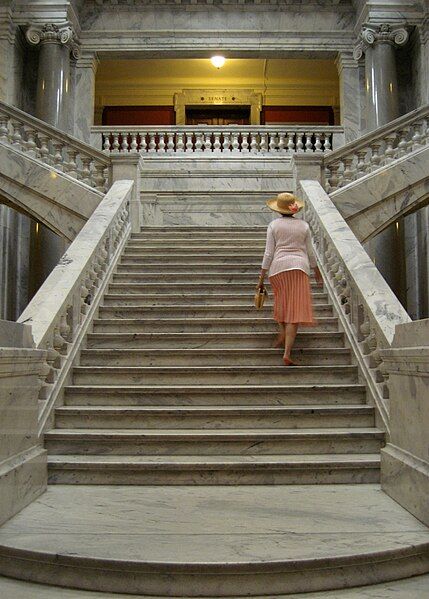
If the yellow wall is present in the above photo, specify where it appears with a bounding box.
[95,58,339,120]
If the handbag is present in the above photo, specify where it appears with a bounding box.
[254,285,268,310]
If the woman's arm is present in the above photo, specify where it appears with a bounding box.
[258,224,275,287]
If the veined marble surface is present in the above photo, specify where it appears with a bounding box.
[0,484,428,563]
[331,146,429,243]
[0,142,102,242]
[0,572,428,598]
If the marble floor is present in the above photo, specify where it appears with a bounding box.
[0,484,428,597]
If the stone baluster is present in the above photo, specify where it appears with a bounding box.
[203,133,212,152]
[314,132,323,153]
[139,133,147,153]
[411,120,425,150]
[92,163,106,192]
[23,125,39,158]
[250,133,258,153]
[326,162,341,192]
[194,132,203,153]
[37,132,51,164]
[157,132,166,153]
[80,155,92,186]
[231,132,240,153]
[341,155,355,185]
[396,126,410,157]
[278,132,286,154]
[323,133,332,152]
[355,149,369,177]
[383,132,397,163]
[259,132,267,153]
[51,139,65,171]
[130,133,138,153]
[176,132,185,153]
[10,119,24,149]
[103,133,111,153]
[305,132,313,152]
[369,141,383,171]
[241,132,249,153]
[166,133,175,154]
[66,149,79,179]
[148,133,156,153]
[286,132,295,154]
[185,132,194,153]
[0,114,9,143]
[296,132,304,153]
[111,132,120,153]
[121,132,129,153]
[213,132,221,152]
[222,132,231,152]
[268,133,277,153]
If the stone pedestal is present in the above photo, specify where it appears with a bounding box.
[335,52,361,142]
[380,319,429,527]
[0,321,47,526]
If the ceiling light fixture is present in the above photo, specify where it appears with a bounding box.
[210,55,226,69]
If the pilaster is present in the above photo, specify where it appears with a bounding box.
[335,51,361,143]
[74,52,99,142]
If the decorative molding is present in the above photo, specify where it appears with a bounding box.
[353,22,409,60]
[25,22,80,58]
[76,51,99,72]
[335,51,359,74]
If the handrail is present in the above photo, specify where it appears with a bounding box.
[0,100,111,192]
[91,124,345,155]
[18,180,133,430]
[301,179,411,431]
[324,105,429,192]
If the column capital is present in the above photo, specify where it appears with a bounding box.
[25,22,80,59]
[75,52,99,73]
[353,23,409,60]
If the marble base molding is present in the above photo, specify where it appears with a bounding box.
[0,322,47,526]
[380,319,429,527]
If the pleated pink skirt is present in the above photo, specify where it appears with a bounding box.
[269,269,315,326]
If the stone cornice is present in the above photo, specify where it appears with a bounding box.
[335,50,359,73]
[75,51,99,72]
[353,22,409,59]
[354,0,426,33]
[10,1,81,36]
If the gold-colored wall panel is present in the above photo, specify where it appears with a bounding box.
[95,58,339,114]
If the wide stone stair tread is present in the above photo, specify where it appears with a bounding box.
[48,454,381,468]
[55,405,372,415]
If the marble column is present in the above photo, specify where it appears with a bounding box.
[335,52,361,142]
[354,23,409,303]
[25,23,79,290]
[74,52,99,143]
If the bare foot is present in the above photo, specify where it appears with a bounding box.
[283,355,297,366]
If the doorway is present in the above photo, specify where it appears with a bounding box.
[186,106,251,126]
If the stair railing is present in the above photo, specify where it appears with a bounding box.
[301,180,411,433]
[18,180,133,434]
[324,104,429,192]
[0,100,111,192]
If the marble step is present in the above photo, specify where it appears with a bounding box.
[44,428,384,456]
[124,246,267,255]
[79,347,351,367]
[72,365,358,385]
[123,251,266,261]
[98,304,333,319]
[54,405,374,430]
[124,238,267,247]
[92,317,339,333]
[108,282,322,294]
[111,272,316,284]
[118,262,267,273]
[64,383,367,406]
[47,453,381,485]
[134,228,267,236]
[86,331,345,349]
[102,291,329,306]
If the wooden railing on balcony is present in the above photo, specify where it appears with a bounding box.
[91,125,345,155]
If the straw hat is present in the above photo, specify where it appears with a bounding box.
[266,192,304,215]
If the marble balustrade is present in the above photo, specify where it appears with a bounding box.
[0,100,111,193]
[324,104,429,192]
[301,180,411,433]
[17,180,133,433]
[92,126,344,156]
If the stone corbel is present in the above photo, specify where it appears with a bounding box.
[353,23,409,60]
[25,22,80,59]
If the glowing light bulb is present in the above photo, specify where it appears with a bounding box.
[210,55,226,69]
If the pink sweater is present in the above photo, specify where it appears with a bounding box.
[261,216,316,277]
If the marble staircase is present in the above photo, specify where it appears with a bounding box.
[46,226,383,485]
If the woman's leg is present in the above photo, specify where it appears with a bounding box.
[274,322,285,348]
[284,323,299,359]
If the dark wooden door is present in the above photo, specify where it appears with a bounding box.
[186,107,250,126]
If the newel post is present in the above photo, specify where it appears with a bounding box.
[291,154,325,199]
[110,155,142,233]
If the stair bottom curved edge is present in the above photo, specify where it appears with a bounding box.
[0,542,428,597]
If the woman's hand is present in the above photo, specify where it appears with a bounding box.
[313,266,323,286]
[256,272,266,290]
